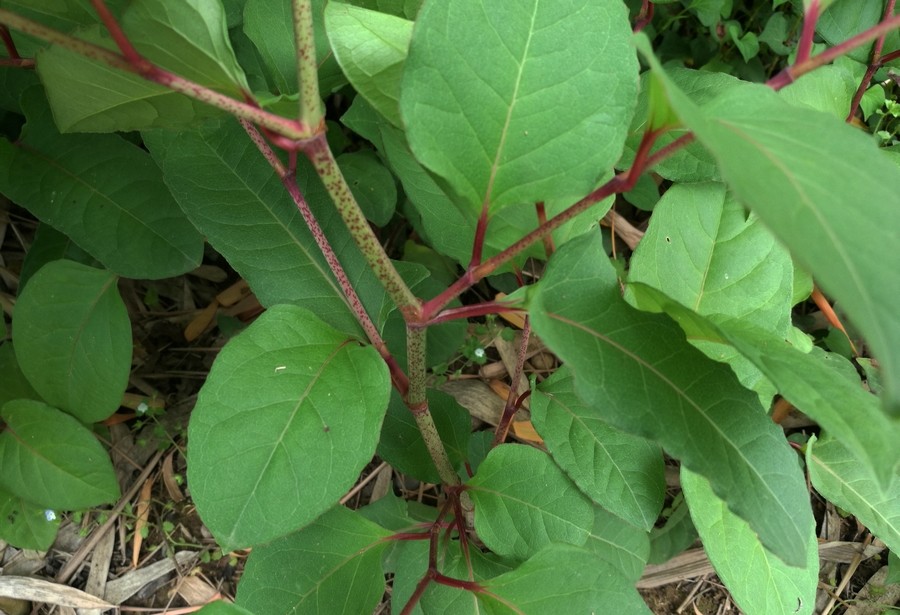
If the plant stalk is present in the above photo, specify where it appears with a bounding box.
[303,136,421,317]
[292,0,323,129]
[406,326,460,486]
[0,9,312,140]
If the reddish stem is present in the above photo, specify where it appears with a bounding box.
[90,0,150,70]
[535,202,555,258]
[633,0,655,33]
[846,0,896,122]
[422,301,525,327]
[768,13,900,90]
[240,120,410,396]
[0,57,33,67]
[420,130,664,320]
[1,23,20,58]
[469,202,491,268]
[492,318,532,447]
[795,0,820,65]
[880,48,900,64]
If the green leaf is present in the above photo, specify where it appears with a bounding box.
[627,284,900,488]
[0,344,41,410]
[0,399,119,510]
[759,12,792,55]
[377,389,471,484]
[235,506,390,615]
[196,602,256,615]
[187,305,390,549]
[379,123,611,269]
[37,25,216,133]
[467,444,593,561]
[121,0,249,96]
[627,182,792,401]
[720,321,900,486]
[529,233,811,567]
[682,468,817,615]
[635,40,900,415]
[532,367,665,531]
[243,0,346,95]
[325,2,412,127]
[583,505,651,583]
[816,1,900,63]
[478,544,652,615]
[400,0,637,212]
[143,118,379,335]
[336,151,397,226]
[628,181,791,331]
[13,260,131,424]
[807,435,900,553]
[725,22,759,62]
[0,89,203,279]
[0,487,60,551]
[778,65,857,119]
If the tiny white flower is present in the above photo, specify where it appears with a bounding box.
[474,347,485,358]
[44,510,57,522]
[137,402,149,414]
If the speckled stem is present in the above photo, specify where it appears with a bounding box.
[407,327,460,486]
[292,0,322,129]
[303,135,421,317]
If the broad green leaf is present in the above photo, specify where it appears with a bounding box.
[0,344,41,409]
[628,283,900,487]
[529,233,811,567]
[627,182,792,401]
[325,3,412,127]
[467,444,593,561]
[0,89,203,278]
[583,505,651,583]
[121,0,249,96]
[807,435,900,553]
[778,65,857,119]
[0,487,60,550]
[635,37,900,415]
[235,506,390,615]
[401,0,637,212]
[243,0,346,95]
[143,118,380,335]
[13,260,130,424]
[337,151,397,226]
[760,12,792,55]
[816,1,900,63]
[532,367,665,531]
[37,25,215,133]
[719,320,900,486]
[478,544,652,615]
[379,123,611,269]
[682,468,817,615]
[377,389,471,484]
[0,400,119,510]
[628,183,792,332]
[187,305,390,549]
